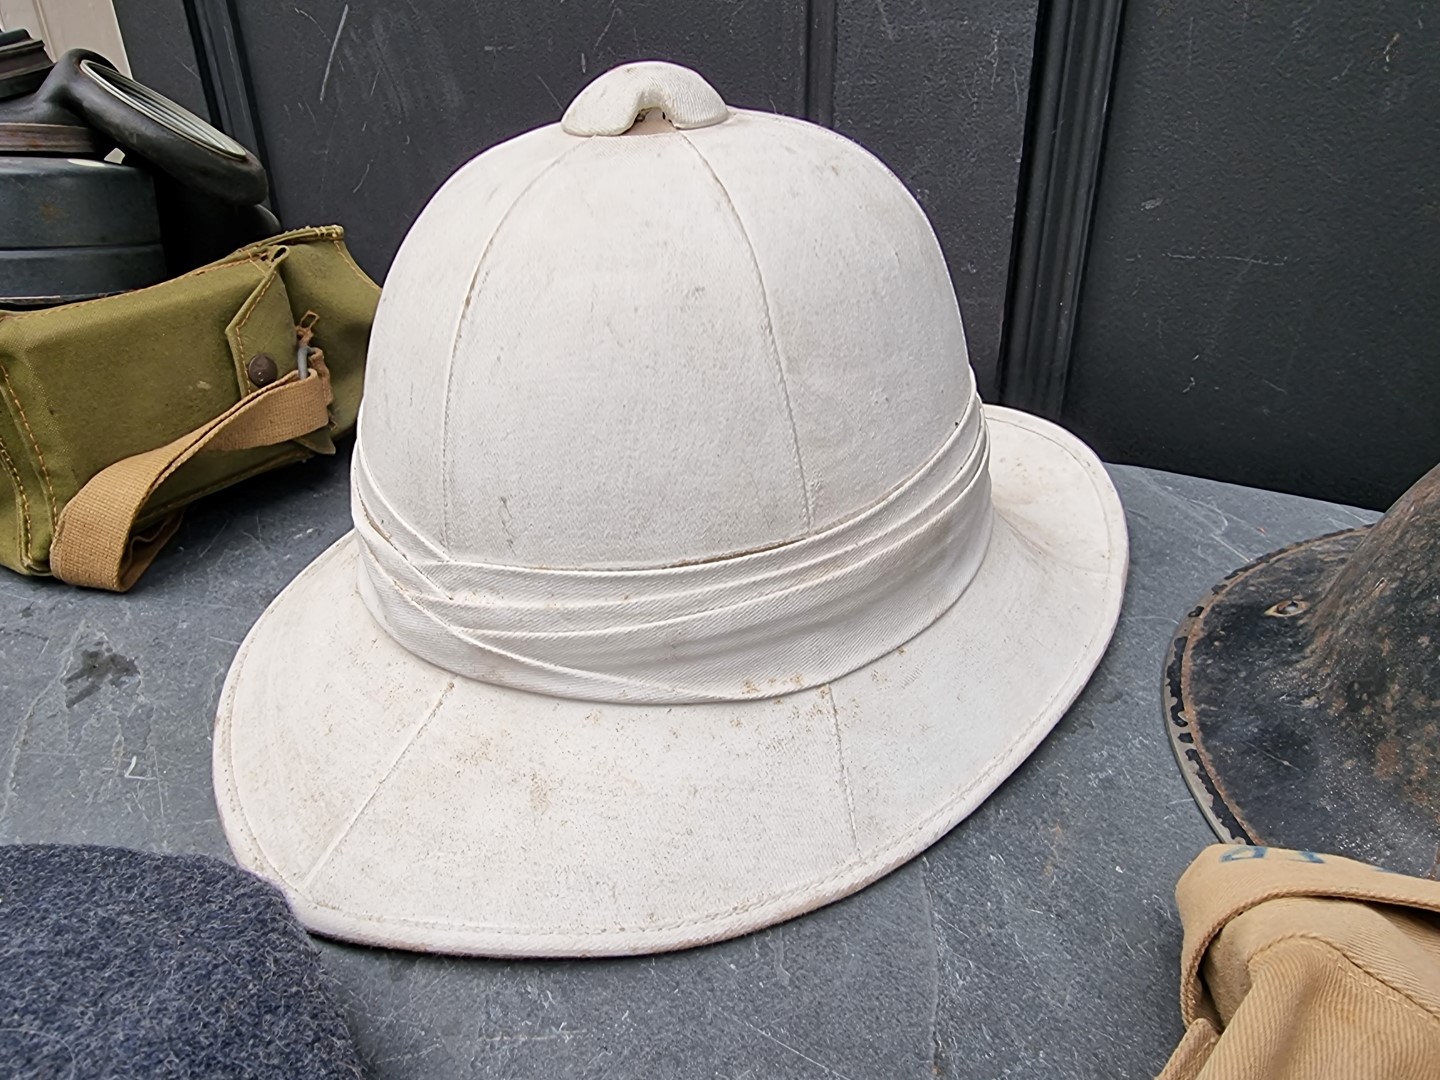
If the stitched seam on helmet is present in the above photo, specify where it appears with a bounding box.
[677,131,814,532]
[300,680,457,890]
[437,138,591,549]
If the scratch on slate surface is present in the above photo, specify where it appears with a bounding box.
[319,3,350,102]
[1161,251,1289,268]
[0,684,47,827]
[534,74,562,111]
[593,4,620,49]
[293,6,323,33]
[352,157,374,193]
[719,1010,857,1080]
[1129,471,1260,564]
[919,856,945,1076]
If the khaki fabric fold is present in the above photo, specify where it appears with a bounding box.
[1158,844,1440,1080]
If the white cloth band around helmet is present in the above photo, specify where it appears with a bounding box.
[351,393,995,704]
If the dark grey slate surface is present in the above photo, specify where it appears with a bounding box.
[0,452,1376,1079]
[833,0,1036,399]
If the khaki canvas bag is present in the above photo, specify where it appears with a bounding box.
[1159,844,1440,1080]
[0,226,377,590]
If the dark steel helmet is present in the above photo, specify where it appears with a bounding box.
[1166,461,1440,877]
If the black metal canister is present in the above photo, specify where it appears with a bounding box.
[0,29,271,307]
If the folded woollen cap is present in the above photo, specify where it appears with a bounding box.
[0,845,364,1079]
[214,60,1130,957]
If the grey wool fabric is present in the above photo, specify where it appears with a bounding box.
[0,844,365,1079]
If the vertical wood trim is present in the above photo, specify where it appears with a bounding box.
[182,0,271,201]
[997,0,1126,417]
[805,0,836,126]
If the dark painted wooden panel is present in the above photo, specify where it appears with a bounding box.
[833,0,1038,398]
[112,0,210,121]
[229,0,806,279]
[1065,2,1440,509]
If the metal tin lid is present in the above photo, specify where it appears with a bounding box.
[0,29,53,102]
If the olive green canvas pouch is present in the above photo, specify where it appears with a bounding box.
[0,225,377,590]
